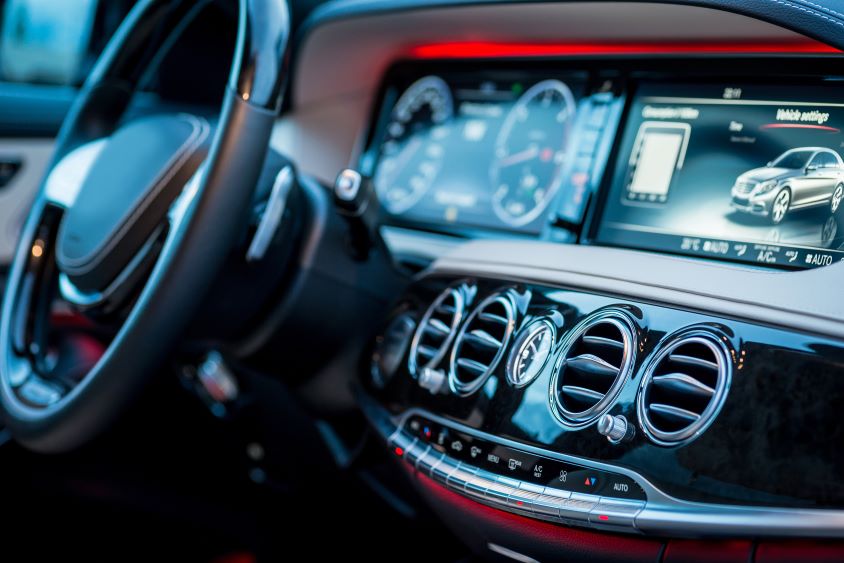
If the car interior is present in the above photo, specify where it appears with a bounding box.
[3,0,844,561]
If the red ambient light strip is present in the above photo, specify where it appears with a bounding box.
[409,41,840,59]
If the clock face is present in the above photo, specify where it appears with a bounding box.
[506,320,555,387]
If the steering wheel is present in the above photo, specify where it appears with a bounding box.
[0,0,290,453]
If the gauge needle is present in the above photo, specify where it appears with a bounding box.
[498,146,539,167]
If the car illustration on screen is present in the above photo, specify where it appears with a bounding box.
[730,147,844,224]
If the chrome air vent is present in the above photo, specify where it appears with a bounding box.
[448,290,517,396]
[408,283,471,377]
[550,310,636,427]
[637,330,732,446]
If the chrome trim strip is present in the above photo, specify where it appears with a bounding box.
[487,543,540,563]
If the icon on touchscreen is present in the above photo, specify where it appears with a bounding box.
[624,122,690,204]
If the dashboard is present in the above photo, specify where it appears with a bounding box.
[361,59,844,269]
[279,0,844,559]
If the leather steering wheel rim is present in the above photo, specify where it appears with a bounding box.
[0,0,290,453]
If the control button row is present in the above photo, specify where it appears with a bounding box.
[403,415,647,502]
[390,430,645,533]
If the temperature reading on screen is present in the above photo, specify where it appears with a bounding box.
[723,87,743,100]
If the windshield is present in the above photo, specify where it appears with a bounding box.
[771,150,815,169]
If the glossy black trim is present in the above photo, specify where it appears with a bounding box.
[364,275,844,509]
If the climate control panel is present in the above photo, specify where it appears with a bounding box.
[394,414,646,533]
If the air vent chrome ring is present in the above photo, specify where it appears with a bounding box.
[550,309,637,428]
[448,290,517,396]
[637,329,732,447]
[408,282,471,377]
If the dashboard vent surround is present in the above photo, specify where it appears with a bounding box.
[408,283,471,377]
[448,290,517,396]
[550,310,637,427]
[637,330,732,446]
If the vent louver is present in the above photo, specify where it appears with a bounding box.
[408,283,470,377]
[551,310,636,426]
[637,331,732,446]
[448,290,517,396]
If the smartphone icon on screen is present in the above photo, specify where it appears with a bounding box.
[624,122,691,204]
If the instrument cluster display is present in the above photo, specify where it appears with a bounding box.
[365,69,595,234]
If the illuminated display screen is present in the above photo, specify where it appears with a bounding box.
[362,69,604,234]
[598,82,844,268]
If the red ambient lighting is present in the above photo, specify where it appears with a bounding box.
[598,514,610,522]
[409,40,839,59]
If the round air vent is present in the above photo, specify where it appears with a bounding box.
[550,310,637,427]
[448,290,517,396]
[408,283,470,377]
[637,330,732,446]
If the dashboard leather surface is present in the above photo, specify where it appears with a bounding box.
[304,0,844,50]
[433,241,844,339]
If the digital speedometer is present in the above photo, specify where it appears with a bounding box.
[374,75,453,215]
[490,80,577,227]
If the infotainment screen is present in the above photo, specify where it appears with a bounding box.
[596,82,844,269]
